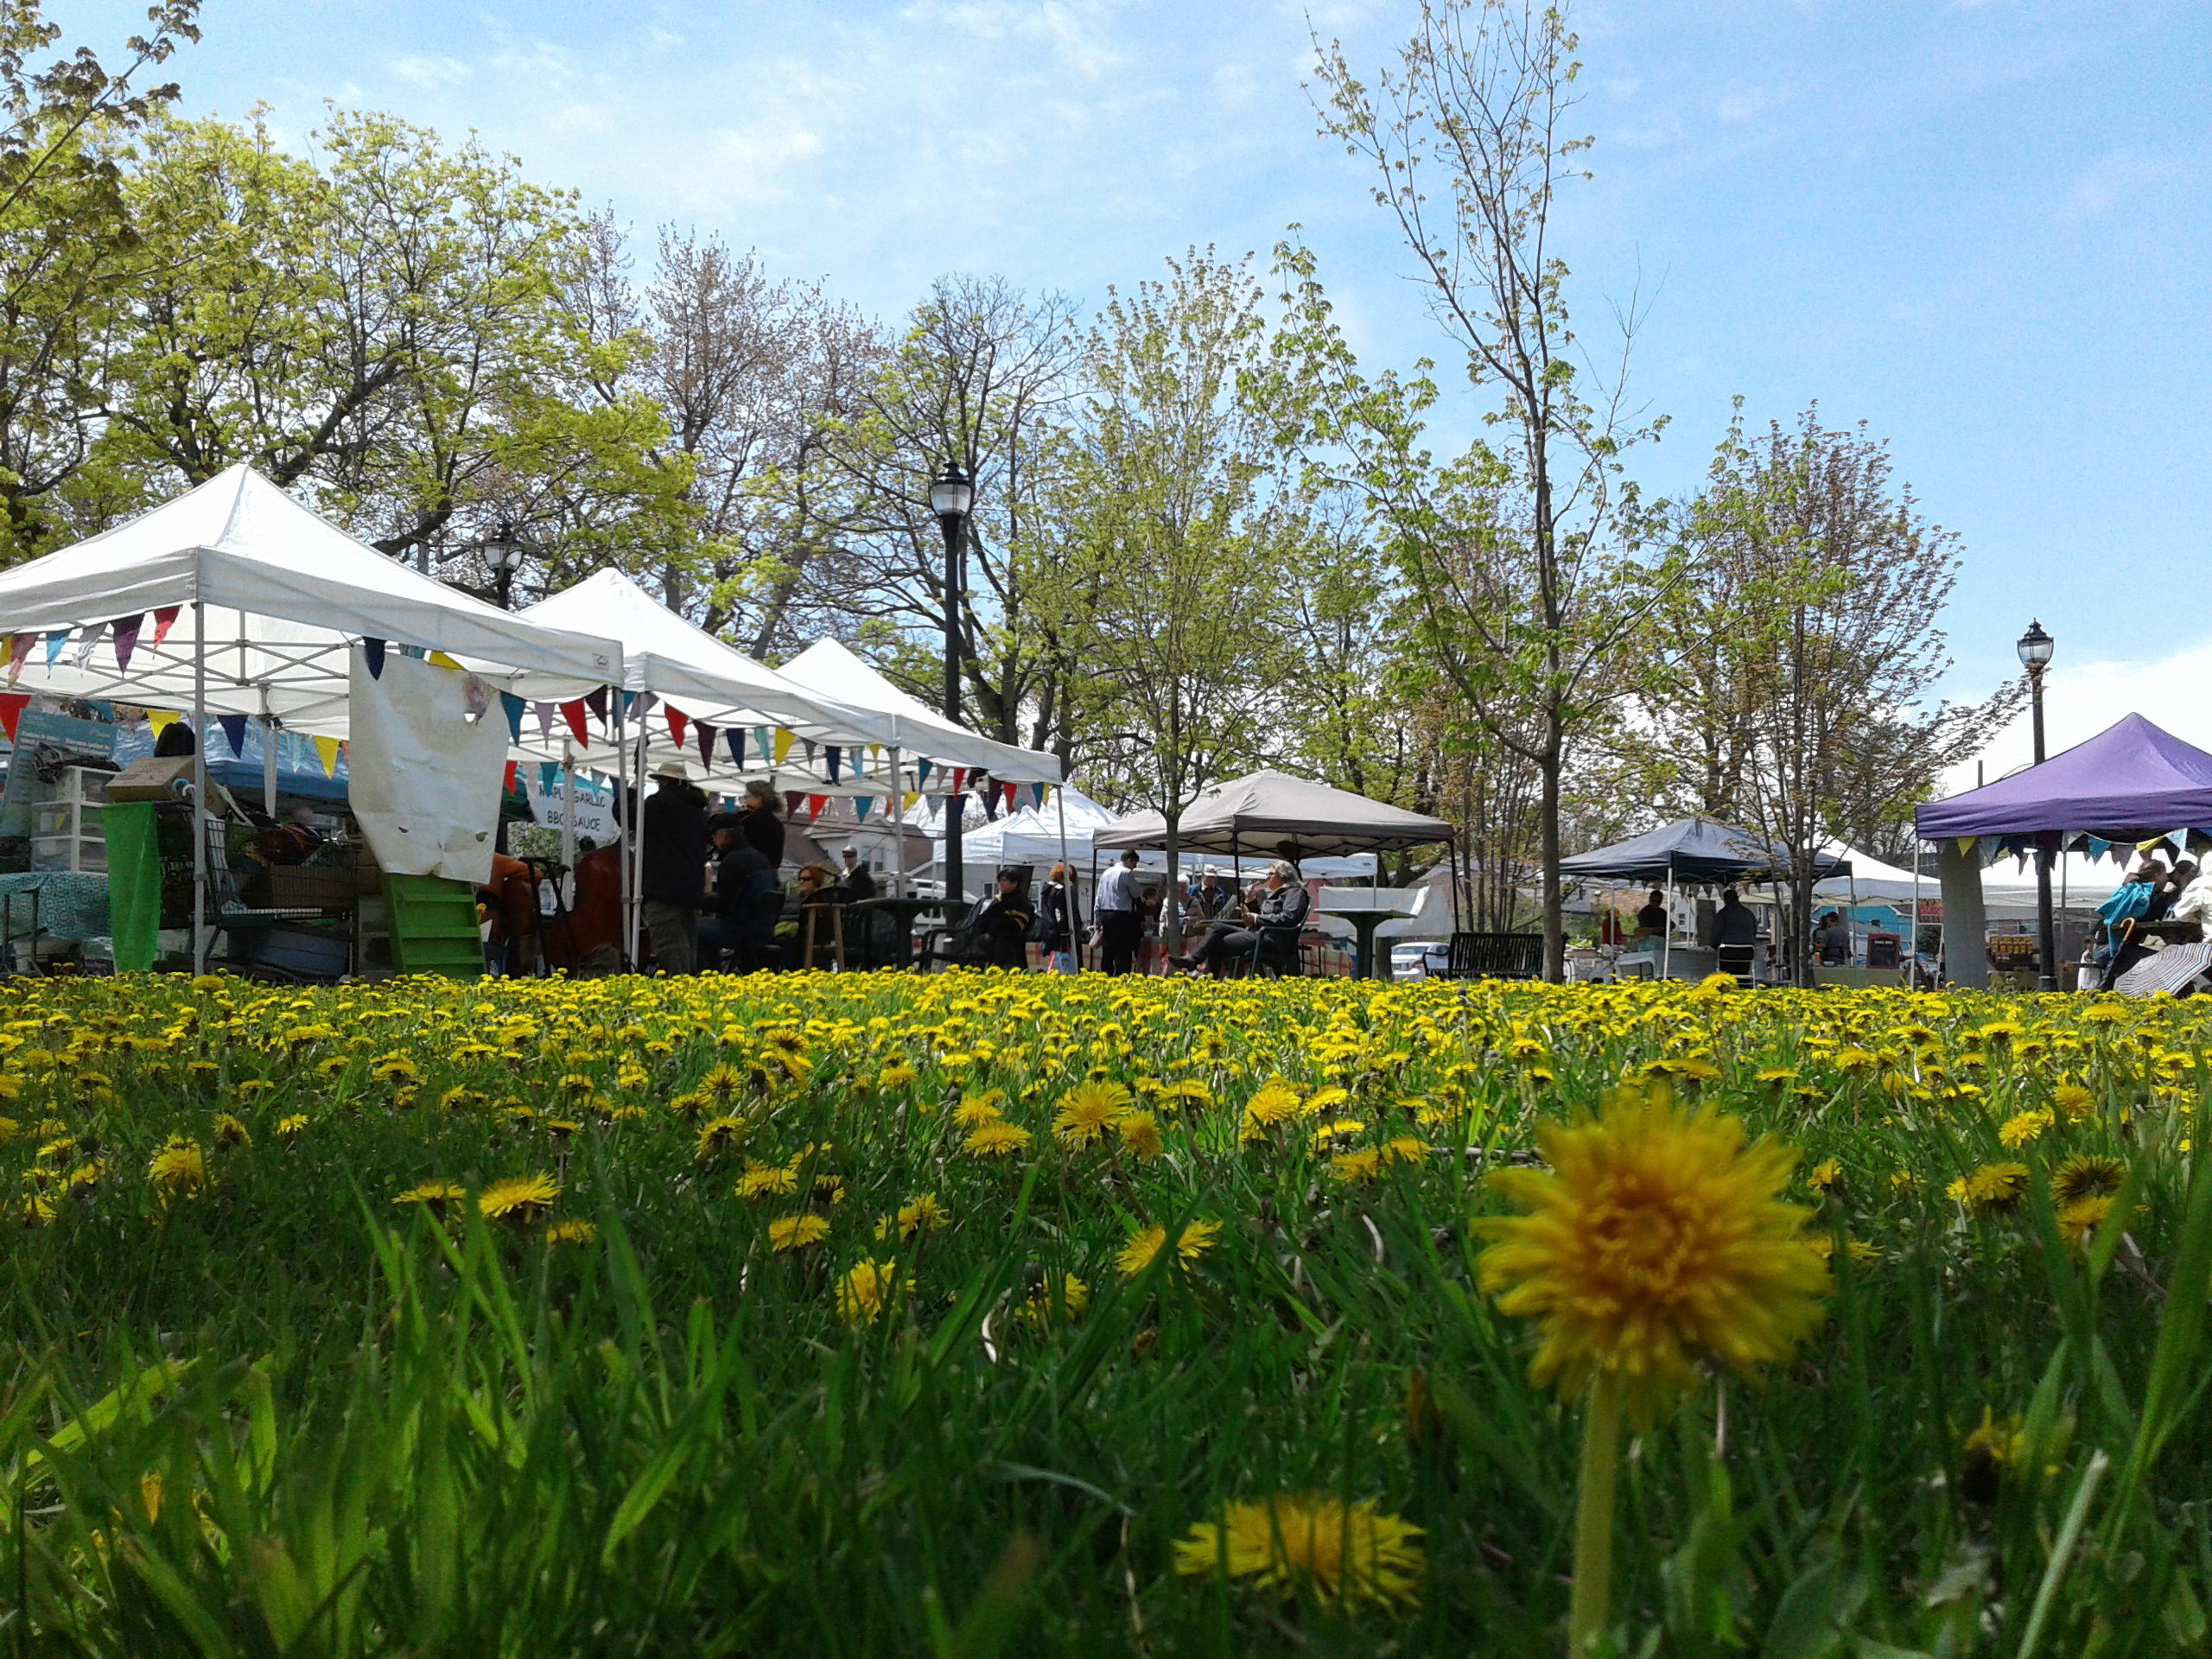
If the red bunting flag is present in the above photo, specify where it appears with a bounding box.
[950,767,967,795]
[665,704,689,747]
[1001,781,1017,810]
[558,700,589,746]
[149,605,181,651]
[0,692,25,741]
[784,791,805,820]
[804,793,828,819]
[504,760,519,795]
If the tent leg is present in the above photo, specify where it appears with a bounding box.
[561,741,576,887]
[890,747,905,900]
[1662,871,1673,981]
[1055,782,1070,965]
[191,602,208,976]
[613,693,631,969]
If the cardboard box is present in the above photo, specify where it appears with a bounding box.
[102,755,195,803]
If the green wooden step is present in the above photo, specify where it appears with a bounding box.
[382,874,486,979]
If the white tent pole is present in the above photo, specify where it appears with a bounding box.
[1911,845,1922,988]
[191,601,208,975]
[890,746,905,899]
[1662,870,1674,980]
[257,683,276,819]
[628,721,645,968]
[613,692,631,967]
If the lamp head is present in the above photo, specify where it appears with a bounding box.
[486,519,527,576]
[928,461,973,522]
[2017,619,2055,669]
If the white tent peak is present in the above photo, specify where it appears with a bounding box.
[779,637,1061,782]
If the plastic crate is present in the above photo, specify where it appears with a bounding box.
[382,874,484,979]
[248,925,350,979]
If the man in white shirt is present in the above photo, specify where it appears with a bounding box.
[1094,849,1143,974]
[2170,861,2212,938]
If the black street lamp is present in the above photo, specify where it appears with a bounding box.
[929,461,974,909]
[2018,619,2057,991]
[484,519,527,611]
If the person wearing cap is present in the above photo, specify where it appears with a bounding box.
[840,844,877,901]
[640,760,709,973]
[1185,865,1235,926]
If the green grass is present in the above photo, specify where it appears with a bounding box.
[2,970,2209,1656]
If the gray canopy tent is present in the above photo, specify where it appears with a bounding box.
[1092,770,1461,949]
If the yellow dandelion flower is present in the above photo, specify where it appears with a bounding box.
[1116,1218,1221,1278]
[879,1063,918,1090]
[276,1114,307,1140]
[1997,1109,2053,1149]
[1173,1494,1423,1608]
[875,1193,950,1241]
[768,1213,830,1252]
[545,1218,599,1246]
[1053,1079,1134,1146]
[835,1258,907,1325]
[962,1121,1032,1158]
[1114,1110,1163,1160]
[2052,1082,2097,1122]
[1475,1084,1829,1424]
[951,1096,1004,1130]
[2052,1153,2126,1206]
[1020,1271,1090,1326]
[735,1159,799,1199]
[476,1173,559,1225]
[148,1137,207,1201]
[695,1115,752,1160]
[2058,1194,2117,1252]
[1949,1162,2031,1217]
[1806,1158,1844,1197]
[394,1179,467,1216]
[1329,1147,1383,1185]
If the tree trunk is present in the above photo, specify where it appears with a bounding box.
[1541,728,1564,982]
[1162,808,1182,960]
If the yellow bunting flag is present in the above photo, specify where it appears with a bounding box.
[426,651,461,671]
[902,791,920,812]
[1955,838,1977,855]
[147,710,180,739]
[772,727,795,765]
[313,735,341,778]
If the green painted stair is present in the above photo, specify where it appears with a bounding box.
[382,874,485,979]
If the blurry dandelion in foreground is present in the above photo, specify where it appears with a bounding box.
[836,1259,906,1325]
[1174,1494,1423,1608]
[2052,1153,2126,1206]
[1117,1219,1220,1278]
[1476,1083,1828,1654]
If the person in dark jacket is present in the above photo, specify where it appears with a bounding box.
[154,720,197,758]
[1185,861,1308,976]
[697,813,778,971]
[966,868,1037,969]
[839,845,877,900]
[640,761,709,972]
[738,779,785,872]
[1039,861,1075,970]
[1711,887,1758,948]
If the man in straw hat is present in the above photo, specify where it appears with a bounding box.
[641,759,709,973]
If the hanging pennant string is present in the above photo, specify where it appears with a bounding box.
[362,637,387,679]
[149,605,181,652]
[665,703,690,747]
[0,692,27,741]
[313,735,342,778]
[772,728,795,766]
[216,713,248,759]
[695,721,716,770]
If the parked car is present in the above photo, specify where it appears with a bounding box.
[1390,941,1450,980]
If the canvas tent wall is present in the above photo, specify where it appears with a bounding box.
[0,465,625,969]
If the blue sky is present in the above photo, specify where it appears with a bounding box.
[70,0,2212,725]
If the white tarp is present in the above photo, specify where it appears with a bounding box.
[346,650,510,883]
[778,638,1061,784]
[0,466,621,737]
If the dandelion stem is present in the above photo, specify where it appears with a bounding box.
[1569,1372,1624,1656]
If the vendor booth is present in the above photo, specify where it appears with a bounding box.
[1915,713,2212,994]
[1560,817,1850,982]
[1092,770,1457,979]
[0,466,624,976]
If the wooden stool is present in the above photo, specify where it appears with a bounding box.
[802,903,846,971]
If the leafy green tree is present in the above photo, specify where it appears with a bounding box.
[1050,249,1297,946]
[1308,0,1669,978]
[0,0,198,558]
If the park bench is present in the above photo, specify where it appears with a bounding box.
[1443,931,1545,981]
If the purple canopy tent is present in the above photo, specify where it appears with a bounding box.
[1915,714,2212,842]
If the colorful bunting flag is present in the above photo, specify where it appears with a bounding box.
[149,605,180,652]
[950,767,967,795]
[499,691,525,743]
[363,638,387,679]
[902,791,920,812]
[147,709,178,740]
[313,735,342,778]
[426,650,461,670]
[825,745,842,783]
[784,791,805,819]
[504,760,519,795]
[216,714,248,758]
[804,793,828,819]
[724,728,745,767]
[666,704,689,747]
[534,701,555,741]
[42,631,64,668]
[111,615,143,674]
[855,796,874,821]
[559,700,589,747]
[772,728,794,766]
[754,727,772,765]
[0,693,25,742]
[696,721,715,769]
[538,762,559,791]
[70,623,99,668]
[586,687,608,728]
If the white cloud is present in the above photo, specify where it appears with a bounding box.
[899,0,1129,79]
[2060,149,2179,219]
[709,124,829,206]
[1947,634,2212,795]
[389,54,472,89]
[648,27,684,50]
[1714,83,1792,124]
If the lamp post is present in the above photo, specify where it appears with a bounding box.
[929,461,973,910]
[485,519,527,611]
[2018,619,2056,991]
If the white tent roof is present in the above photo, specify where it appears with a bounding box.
[0,466,621,738]
[518,570,899,760]
[777,638,1061,784]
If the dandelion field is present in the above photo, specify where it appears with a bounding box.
[4,969,2211,1656]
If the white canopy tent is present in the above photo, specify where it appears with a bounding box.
[0,466,627,970]
[1812,842,2082,922]
[777,639,1062,785]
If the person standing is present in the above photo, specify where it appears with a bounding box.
[1039,861,1076,972]
[737,779,786,873]
[640,761,709,973]
[968,868,1038,969]
[1095,849,1143,975]
[698,813,776,971]
[1711,888,1758,948]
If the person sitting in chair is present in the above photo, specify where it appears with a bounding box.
[966,868,1037,969]
[1185,861,1309,977]
[698,813,777,972]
